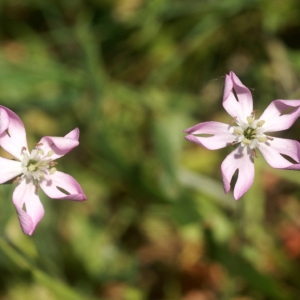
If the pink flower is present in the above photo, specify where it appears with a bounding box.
[184,71,300,200]
[0,107,86,235]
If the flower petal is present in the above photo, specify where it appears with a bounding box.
[0,157,22,183]
[38,128,80,160]
[0,106,28,160]
[259,137,300,168]
[258,100,300,132]
[12,180,44,235]
[221,145,255,200]
[222,72,253,120]
[0,107,10,134]
[39,171,86,201]
[184,121,234,150]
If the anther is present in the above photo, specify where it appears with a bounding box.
[35,184,39,193]
[35,143,43,148]
[231,117,237,125]
[21,147,26,154]
[252,149,258,158]
[13,177,22,184]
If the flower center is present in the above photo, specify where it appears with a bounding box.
[232,113,270,149]
[243,127,256,140]
[21,145,57,181]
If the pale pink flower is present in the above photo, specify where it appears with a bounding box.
[184,71,300,200]
[0,107,86,235]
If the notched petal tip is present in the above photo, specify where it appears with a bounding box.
[66,193,87,201]
[13,180,45,235]
[15,208,34,235]
[40,171,86,201]
[183,123,202,134]
[260,100,300,132]
[39,128,80,160]
[222,71,253,119]
[221,147,254,201]
[222,171,244,200]
[0,106,28,160]
[222,176,231,195]
[229,71,238,79]
[184,134,209,147]
[233,189,246,201]
[184,134,197,142]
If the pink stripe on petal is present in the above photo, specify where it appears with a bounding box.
[259,100,300,132]
[184,121,234,150]
[38,128,80,160]
[221,146,255,200]
[222,72,253,119]
[40,171,86,201]
[13,180,44,235]
[0,157,22,183]
[259,138,300,168]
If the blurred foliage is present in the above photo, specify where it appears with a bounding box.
[1,0,300,299]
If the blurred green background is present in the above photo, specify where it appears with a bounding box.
[2,0,300,299]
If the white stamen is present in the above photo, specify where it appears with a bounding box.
[50,167,56,174]
[20,145,57,182]
[247,116,254,125]
[242,138,251,146]
[232,114,270,153]
[257,120,265,127]
[47,150,54,157]
[257,136,267,143]
[234,127,243,135]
